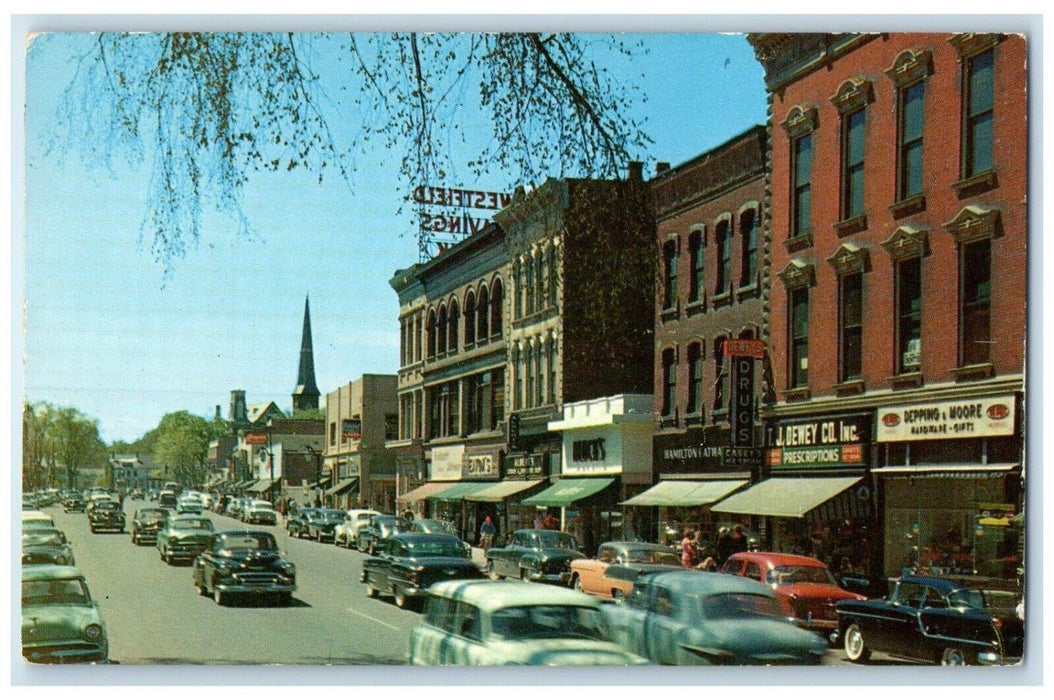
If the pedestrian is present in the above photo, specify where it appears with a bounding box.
[681,530,696,569]
[716,527,733,564]
[402,507,415,523]
[731,524,748,554]
[480,516,496,551]
[313,494,322,508]
[534,511,545,529]
[542,512,559,530]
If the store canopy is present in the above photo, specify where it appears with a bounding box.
[429,482,495,502]
[307,475,332,490]
[870,463,1018,477]
[465,480,545,503]
[248,479,274,494]
[621,479,748,507]
[326,477,359,497]
[520,478,615,508]
[397,482,456,502]
[710,477,862,519]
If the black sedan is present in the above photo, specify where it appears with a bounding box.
[360,533,482,609]
[22,528,76,566]
[130,507,170,545]
[356,515,408,555]
[305,508,345,543]
[192,530,297,606]
[62,496,86,513]
[835,574,1024,666]
[88,501,126,533]
[485,529,585,585]
[286,507,322,538]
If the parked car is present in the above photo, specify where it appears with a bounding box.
[408,579,650,666]
[21,565,108,663]
[834,574,1024,666]
[286,507,322,538]
[129,489,144,500]
[156,515,215,565]
[720,552,865,636]
[22,528,76,566]
[602,570,828,665]
[192,530,297,606]
[243,500,279,526]
[361,533,482,609]
[485,529,584,585]
[130,507,171,545]
[224,497,246,519]
[86,493,117,514]
[157,490,178,511]
[88,501,126,534]
[334,509,381,548]
[305,508,345,542]
[357,514,408,554]
[63,496,86,513]
[176,496,205,514]
[569,541,681,600]
[22,510,57,530]
[407,518,457,536]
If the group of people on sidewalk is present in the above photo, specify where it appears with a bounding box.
[681,525,749,571]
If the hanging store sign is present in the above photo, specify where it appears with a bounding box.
[504,453,548,479]
[245,433,267,446]
[730,355,756,447]
[430,445,465,481]
[766,412,871,470]
[876,396,1016,442]
[462,446,502,480]
[413,185,512,235]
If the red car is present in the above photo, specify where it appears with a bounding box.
[720,552,865,635]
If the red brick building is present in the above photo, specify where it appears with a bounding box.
[736,33,1027,581]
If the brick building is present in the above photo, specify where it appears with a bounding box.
[733,33,1027,581]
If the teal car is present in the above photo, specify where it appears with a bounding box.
[22,565,109,663]
[156,514,215,565]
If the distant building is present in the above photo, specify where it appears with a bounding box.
[323,376,398,510]
[110,453,155,492]
[292,295,321,413]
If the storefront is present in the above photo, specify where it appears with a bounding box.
[874,395,1023,580]
[418,442,503,541]
[498,452,554,535]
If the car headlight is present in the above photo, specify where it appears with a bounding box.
[54,554,68,564]
[84,624,103,642]
[282,562,296,576]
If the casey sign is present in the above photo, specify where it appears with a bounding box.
[876,396,1015,442]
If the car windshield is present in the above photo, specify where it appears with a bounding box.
[320,510,344,520]
[137,509,167,519]
[488,605,603,641]
[947,588,987,610]
[764,565,837,586]
[535,531,577,549]
[23,531,66,546]
[406,540,466,557]
[702,592,785,620]
[173,519,213,530]
[417,520,455,534]
[22,578,90,606]
[625,549,679,565]
[217,533,278,551]
[96,502,120,511]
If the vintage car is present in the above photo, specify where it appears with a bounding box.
[22,510,57,530]
[356,514,408,554]
[157,490,179,511]
[408,579,650,666]
[286,506,322,538]
[305,508,346,542]
[156,514,215,564]
[130,507,170,545]
[176,496,205,514]
[569,541,682,600]
[360,533,481,609]
[88,500,126,534]
[720,552,866,635]
[334,509,381,547]
[21,565,108,663]
[407,518,457,536]
[602,570,828,665]
[63,495,86,513]
[129,489,145,500]
[485,529,584,585]
[243,500,278,526]
[192,530,297,606]
[834,574,1024,666]
[22,528,76,566]
[86,493,117,514]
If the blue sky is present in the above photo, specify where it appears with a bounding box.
[20,29,769,444]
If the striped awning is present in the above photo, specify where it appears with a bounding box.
[621,479,747,507]
[871,463,1018,477]
[397,482,457,502]
[464,480,545,503]
[430,482,495,502]
[711,477,862,519]
[326,477,360,497]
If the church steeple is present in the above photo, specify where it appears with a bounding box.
[292,295,320,412]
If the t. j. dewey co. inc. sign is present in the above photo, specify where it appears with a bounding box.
[413,185,512,235]
[876,396,1016,442]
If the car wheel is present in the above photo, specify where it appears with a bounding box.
[214,587,226,606]
[843,623,871,663]
[196,580,208,596]
[486,560,501,580]
[520,567,530,582]
[940,647,967,666]
[572,576,583,592]
[317,531,324,543]
[365,578,378,598]
[165,549,174,565]
[394,586,414,610]
[612,589,626,603]
[369,541,377,556]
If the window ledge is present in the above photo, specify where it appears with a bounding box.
[782,387,812,402]
[685,299,706,316]
[951,362,995,382]
[834,379,866,397]
[660,303,680,322]
[735,283,760,302]
[712,290,733,309]
[711,408,729,422]
[833,214,868,237]
[785,232,814,253]
[888,371,924,390]
[659,415,679,429]
[953,170,998,199]
[889,194,927,219]
[684,412,704,427]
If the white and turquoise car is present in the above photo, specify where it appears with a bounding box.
[21,565,108,663]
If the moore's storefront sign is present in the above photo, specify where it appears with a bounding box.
[876,396,1016,442]
[766,412,871,469]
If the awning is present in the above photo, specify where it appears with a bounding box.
[521,478,616,508]
[307,475,332,490]
[871,463,1018,477]
[430,482,495,502]
[711,476,862,519]
[621,479,748,507]
[248,479,275,494]
[397,482,457,502]
[465,480,545,503]
[326,477,360,497]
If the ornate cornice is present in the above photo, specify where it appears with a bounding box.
[885,49,933,87]
[830,77,875,114]
[826,242,871,275]
[881,225,928,261]
[948,33,1005,59]
[943,205,1002,244]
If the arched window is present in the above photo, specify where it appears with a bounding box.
[715,219,731,294]
[739,209,758,288]
[525,257,535,316]
[477,285,490,341]
[463,290,476,346]
[437,304,448,355]
[490,277,504,338]
[547,336,557,404]
[688,230,704,303]
[662,239,679,310]
[547,246,559,308]
[687,342,704,416]
[448,298,459,353]
[661,347,677,418]
[713,337,727,414]
[426,308,437,359]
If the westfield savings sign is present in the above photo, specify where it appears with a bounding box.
[413,185,512,235]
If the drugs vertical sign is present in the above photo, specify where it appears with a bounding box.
[724,339,763,448]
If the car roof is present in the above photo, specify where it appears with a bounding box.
[899,576,967,593]
[600,541,670,552]
[21,510,53,521]
[427,580,600,612]
[391,533,462,544]
[22,564,84,582]
[639,570,779,597]
[726,551,828,568]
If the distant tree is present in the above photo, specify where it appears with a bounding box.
[41,32,651,273]
[152,410,212,486]
[291,407,324,420]
[23,401,108,489]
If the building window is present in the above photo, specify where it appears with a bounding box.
[477,286,490,342]
[525,345,535,408]
[841,108,866,220]
[716,219,731,294]
[687,342,703,416]
[464,291,476,346]
[963,48,995,178]
[661,348,677,418]
[739,209,758,287]
[329,422,336,447]
[713,337,727,412]
[662,239,678,310]
[789,287,809,387]
[511,348,521,411]
[688,230,704,302]
[513,263,522,320]
[791,133,813,237]
[534,339,545,406]
[547,339,557,404]
[490,279,503,337]
[961,239,992,365]
[547,246,558,308]
[448,299,459,352]
[896,257,922,374]
[525,257,535,316]
[426,309,436,359]
[535,253,545,314]
[898,81,926,201]
[839,272,863,381]
[492,371,505,427]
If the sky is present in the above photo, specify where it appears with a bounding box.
[18,26,770,444]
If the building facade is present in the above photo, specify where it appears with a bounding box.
[745,32,1027,581]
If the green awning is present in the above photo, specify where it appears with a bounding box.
[464,479,545,503]
[710,477,862,519]
[326,477,359,497]
[397,482,457,502]
[621,479,748,507]
[520,478,615,507]
[429,481,495,502]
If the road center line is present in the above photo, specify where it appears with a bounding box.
[345,606,400,631]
